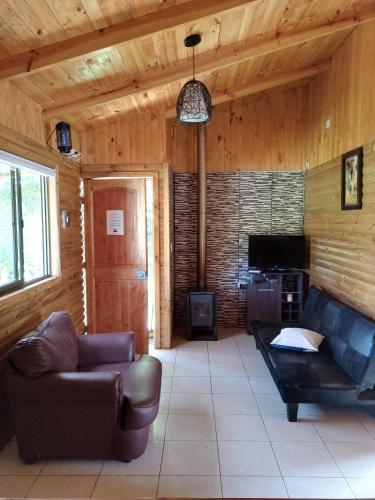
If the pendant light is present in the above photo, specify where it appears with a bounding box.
[176,34,212,125]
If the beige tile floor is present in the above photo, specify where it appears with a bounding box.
[1,328,375,498]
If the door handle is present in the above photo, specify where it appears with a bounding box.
[258,288,274,292]
[136,270,147,280]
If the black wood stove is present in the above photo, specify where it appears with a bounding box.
[187,127,217,341]
[187,291,217,341]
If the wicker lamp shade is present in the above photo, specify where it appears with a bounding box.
[176,33,212,125]
[176,79,211,124]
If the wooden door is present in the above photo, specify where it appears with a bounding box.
[84,179,148,353]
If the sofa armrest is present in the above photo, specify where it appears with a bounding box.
[7,370,123,405]
[77,332,135,366]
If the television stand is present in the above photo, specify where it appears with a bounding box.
[245,270,305,334]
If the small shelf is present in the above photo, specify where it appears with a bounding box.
[246,270,305,331]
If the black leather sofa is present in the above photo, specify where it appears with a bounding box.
[252,286,375,421]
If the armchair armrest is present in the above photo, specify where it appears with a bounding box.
[6,369,123,461]
[7,371,123,405]
[77,332,135,366]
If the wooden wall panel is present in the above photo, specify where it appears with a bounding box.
[0,82,84,354]
[79,112,171,347]
[167,83,310,172]
[304,21,375,319]
[0,126,85,354]
[0,111,84,449]
[0,81,44,145]
[80,112,167,165]
[307,21,375,168]
[304,143,375,319]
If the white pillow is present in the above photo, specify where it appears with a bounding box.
[271,327,324,353]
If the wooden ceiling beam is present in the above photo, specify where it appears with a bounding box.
[42,8,375,120]
[0,0,253,81]
[165,60,332,118]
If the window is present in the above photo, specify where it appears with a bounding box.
[0,151,55,294]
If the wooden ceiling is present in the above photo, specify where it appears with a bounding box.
[1,0,375,130]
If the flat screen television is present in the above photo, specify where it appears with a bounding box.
[248,235,305,271]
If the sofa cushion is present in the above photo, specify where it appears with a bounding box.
[257,325,356,390]
[80,354,162,430]
[299,285,330,332]
[267,345,356,390]
[316,294,375,384]
[298,286,375,386]
[9,311,78,378]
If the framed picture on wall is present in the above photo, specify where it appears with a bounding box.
[341,147,363,210]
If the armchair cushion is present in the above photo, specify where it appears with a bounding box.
[77,332,135,366]
[9,312,78,378]
[81,355,162,430]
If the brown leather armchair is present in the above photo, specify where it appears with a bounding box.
[6,311,162,463]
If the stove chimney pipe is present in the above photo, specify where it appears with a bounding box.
[197,126,207,290]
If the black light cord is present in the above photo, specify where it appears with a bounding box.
[193,45,195,80]
[46,127,55,150]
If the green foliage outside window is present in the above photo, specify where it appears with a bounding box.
[0,163,50,293]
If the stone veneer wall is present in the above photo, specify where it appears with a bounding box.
[173,171,304,327]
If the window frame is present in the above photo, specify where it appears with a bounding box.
[0,163,52,296]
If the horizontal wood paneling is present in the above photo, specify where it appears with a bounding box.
[304,143,375,319]
[167,83,310,172]
[0,88,84,449]
[304,21,375,319]
[0,126,84,353]
[0,87,84,354]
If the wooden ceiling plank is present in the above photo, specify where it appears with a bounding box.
[5,0,60,46]
[78,0,109,30]
[0,1,42,51]
[155,31,176,68]
[217,8,246,47]
[164,59,331,118]
[42,9,375,120]
[44,0,96,37]
[0,17,30,56]
[115,44,140,77]
[22,0,68,41]
[0,0,253,81]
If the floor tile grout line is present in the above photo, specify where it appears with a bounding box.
[155,398,170,499]
[24,471,40,497]
[210,371,224,499]
[343,476,358,499]
[317,427,348,480]
[251,384,290,498]
[89,460,104,498]
[23,449,47,497]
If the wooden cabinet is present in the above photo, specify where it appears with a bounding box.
[247,283,282,324]
[246,271,304,334]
